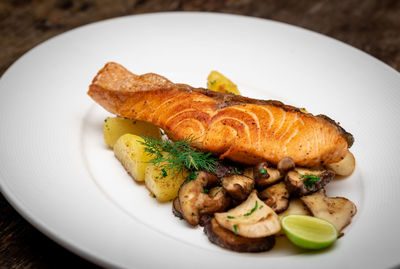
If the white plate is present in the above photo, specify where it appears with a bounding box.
[1,12,399,269]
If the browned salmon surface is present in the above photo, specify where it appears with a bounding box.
[88,62,353,167]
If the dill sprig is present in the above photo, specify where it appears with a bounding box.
[139,135,216,177]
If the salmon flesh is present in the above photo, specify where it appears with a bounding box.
[88,62,354,167]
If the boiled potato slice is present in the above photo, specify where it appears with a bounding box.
[207,71,240,95]
[326,151,355,176]
[113,134,153,182]
[104,117,161,148]
[145,161,189,202]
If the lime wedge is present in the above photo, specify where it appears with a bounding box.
[281,214,338,250]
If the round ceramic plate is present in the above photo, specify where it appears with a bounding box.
[1,12,399,269]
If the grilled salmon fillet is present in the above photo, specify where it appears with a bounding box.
[88,62,354,167]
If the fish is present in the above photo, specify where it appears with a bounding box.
[88,62,354,167]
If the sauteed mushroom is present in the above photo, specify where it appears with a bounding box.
[172,197,183,219]
[285,168,334,196]
[204,218,275,252]
[221,175,254,200]
[277,157,295,173]
[215,191,281,238]
[178,171,231,226]
[278,198,311,220]
[259,182,290,213]
[300,189,357,232]
[244,164,283,189]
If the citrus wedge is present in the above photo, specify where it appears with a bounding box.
[281,214,338,250]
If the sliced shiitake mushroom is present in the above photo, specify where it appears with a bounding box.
[243,167,254,179]
[259,182,289,213]
[253,162,269,181]
[221,175,254,200]
[244,162,283,189]
[178,171,231,226]
[300,189,357,232]
[215,190,281,238]
[172,197,183,219]
[285,168,335,196]
[278,198,311,220]
[215,160,244,178]
[255,168,283,189]
[204,218,275,252]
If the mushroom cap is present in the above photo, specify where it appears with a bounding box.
[204,218,276,252]
[300,189,357,232]
[221,174,254,200]
[277,157,295,173]
[259,182,290,213]
[285,168,334,196]
[178,171,231,226]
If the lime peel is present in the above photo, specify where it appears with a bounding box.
[281,214,338,250]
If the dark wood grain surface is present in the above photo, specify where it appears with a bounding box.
[1,0,399,268]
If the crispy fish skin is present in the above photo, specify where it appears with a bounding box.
[88,62,353,167]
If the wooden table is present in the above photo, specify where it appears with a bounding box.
[1,1,399,268]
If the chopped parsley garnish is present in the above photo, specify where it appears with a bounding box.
[259,205,263,209]
[234,167,240,175]
[209,80,217,85]
[233,224,238,234]
[203,187,210,194]
[300,174,321,187]
[260,168,267,174]
[227,216,235,219]
[161,168,168,178]
[244,201,258,216]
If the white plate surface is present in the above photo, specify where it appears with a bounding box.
[1,12,399,269]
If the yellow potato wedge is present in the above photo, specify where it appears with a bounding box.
[113,134,153,182]
[207,71,240,95]
[145,161,189,202]
[104,117,161,148]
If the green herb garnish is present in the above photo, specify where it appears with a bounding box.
[227,216,235,219]
[233,224,238,234]
[234,167,240,175]
[139,136,216,177]
[300,174,321,187]
[260,168,267,174]
[161,168,168,178]
[259,205,263,209]
[209,80,217,85]
[244,201,258,216]
[186,171,199,183]
[203,187,210,194]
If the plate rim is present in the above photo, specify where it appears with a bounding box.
[1,11,399,269]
